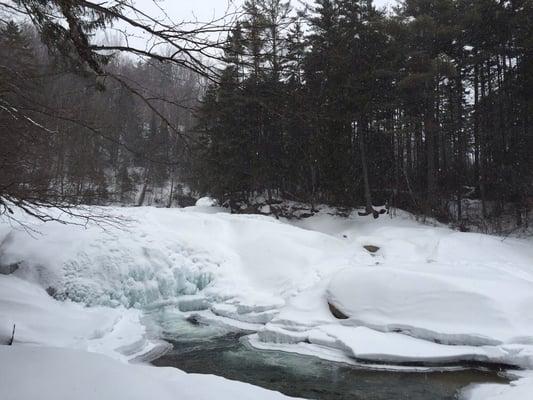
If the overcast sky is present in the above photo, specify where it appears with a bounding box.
[108,1,396,52]
[131,0,395,23]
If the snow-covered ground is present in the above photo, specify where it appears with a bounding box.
[1,202,533,399]
[0,274,156,362]
[0,345,298,400]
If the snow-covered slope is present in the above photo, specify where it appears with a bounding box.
[0,275,156,361]
[0,206,345,309]
[2,204,533,399]
[0,345,301,400]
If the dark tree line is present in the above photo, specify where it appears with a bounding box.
[1,0,532,231]
[192,0,533,230]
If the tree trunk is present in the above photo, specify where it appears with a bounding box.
[359,120,375,217]
[167,172,175,208]
[479,63,487,218]
[425,101,437,214]
[137,167,150,207]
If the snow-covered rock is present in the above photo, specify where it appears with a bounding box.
[309,325,507,364]
[250,209,533,372]
[195,196,217,207]
[326,266,533,346]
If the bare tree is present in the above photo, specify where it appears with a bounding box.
[0,0,236,222]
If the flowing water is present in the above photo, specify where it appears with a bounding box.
[149,308,508,400]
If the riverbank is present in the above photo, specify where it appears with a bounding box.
[1,204,533,399]
[151,323,508,400]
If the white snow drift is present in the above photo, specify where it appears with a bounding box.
[327,265,533,347]
[0,345,299,400]
[0,274,153,361]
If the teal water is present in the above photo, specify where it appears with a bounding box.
[149,308,508,400]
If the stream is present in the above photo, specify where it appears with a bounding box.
[148,307,508,400]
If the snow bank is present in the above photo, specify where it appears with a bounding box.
[0,346,300,400]
[3,206,533,370]
[0,275,156,361]
[462,372,533,400]
[311,325,507,364]
[251,210,533,372]
[327,266,533,346]
[0,206,345,310]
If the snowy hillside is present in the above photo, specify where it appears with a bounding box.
[1,203,533,399]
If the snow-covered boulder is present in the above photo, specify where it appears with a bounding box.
[326,266,533,346]
[195,196,217,207]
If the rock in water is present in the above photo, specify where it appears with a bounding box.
[0,261,20,275]
[328,302,349,320]
[363,245,380,253]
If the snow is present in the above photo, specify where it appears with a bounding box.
[0,257,298,400]
[462,372,533,400]
[252,210,533,368]
[195,196,218,207]
[310,325,507,364]
[0,275,153,361]
[2,204,533,399]
[0,346,301,400]
[0,206,344,309]
[326,266,533,346]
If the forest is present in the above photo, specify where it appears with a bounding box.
[1,0,532,232]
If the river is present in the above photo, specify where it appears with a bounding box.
[148,307,508,400]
